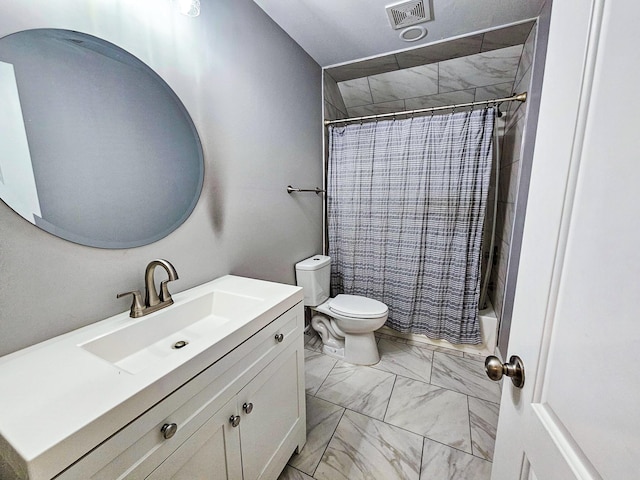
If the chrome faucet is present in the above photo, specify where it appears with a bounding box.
[117,259,179,318]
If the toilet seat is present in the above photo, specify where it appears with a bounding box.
[329,294,388,319]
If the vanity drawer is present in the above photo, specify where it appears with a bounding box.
[56,303,303,480]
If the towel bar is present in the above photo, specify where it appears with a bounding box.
[287,185,325,195]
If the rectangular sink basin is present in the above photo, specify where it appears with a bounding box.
[0,275,303,480]
[80,290,264,374]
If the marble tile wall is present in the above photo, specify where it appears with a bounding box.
[325,21,535,83]
[323,71,348,121]
[335,44,523,119]
[323,21,535,121]
[487,22,537,323]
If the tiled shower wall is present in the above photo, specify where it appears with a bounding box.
[331,44,522,118]
[324,72,348,121]
[322,22,537,348]
[323,22,534,122]
[488,24,536,323]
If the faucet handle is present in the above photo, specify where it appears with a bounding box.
[117,290,145,318]
[159,280,175,304]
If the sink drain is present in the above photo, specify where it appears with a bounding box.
[172,340,189,349]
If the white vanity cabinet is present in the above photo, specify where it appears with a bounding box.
[0,276,305,480]
[56,303,305,480]
[148,342,301,480]
[146,396,242,480]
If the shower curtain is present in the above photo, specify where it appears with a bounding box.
[327,108,494,345]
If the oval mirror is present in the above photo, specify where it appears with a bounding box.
[0,29,204,248]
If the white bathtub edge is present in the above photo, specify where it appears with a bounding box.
[378,301,498,357]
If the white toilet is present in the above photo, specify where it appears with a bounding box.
[295,255,388,365]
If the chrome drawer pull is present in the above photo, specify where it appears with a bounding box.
[274,333,284,343]
[161,423,178,440]
[229,415,241,427]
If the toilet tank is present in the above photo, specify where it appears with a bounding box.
[295,255,331,307]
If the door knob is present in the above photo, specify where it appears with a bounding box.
[243,402,254,414]
[485,355,525,388]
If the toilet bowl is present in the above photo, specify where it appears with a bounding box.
[295,255,388,365]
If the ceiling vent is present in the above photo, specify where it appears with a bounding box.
[385,0,432,30]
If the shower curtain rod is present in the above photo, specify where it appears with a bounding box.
[324,92,527,126]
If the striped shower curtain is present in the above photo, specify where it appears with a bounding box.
[327,108,494,345]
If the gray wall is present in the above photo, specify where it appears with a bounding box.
[0,0,323,357]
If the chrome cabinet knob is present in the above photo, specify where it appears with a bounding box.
[274,333,284,343]
[161,423,178,439]
[485,355,525,388]
[243,402,254,414]
[229,415,241,427]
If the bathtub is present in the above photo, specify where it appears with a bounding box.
[377,300,498,357]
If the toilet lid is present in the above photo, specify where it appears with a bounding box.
[329,294,388,319]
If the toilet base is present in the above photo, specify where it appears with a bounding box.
[321,344,345,361]
[343,332,380,365]
[311,312,381,365]
[319,332,380,365]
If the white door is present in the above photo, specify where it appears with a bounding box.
[491,1,640,479]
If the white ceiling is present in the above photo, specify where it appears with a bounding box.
[252,0,544,67]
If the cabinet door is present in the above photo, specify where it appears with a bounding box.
[146,398,242,480]
[238,345,303,480]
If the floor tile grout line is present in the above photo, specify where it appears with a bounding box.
[431,354,502,403]
[466,397,501,462]
[312,403,427,447]
[314,402,480,460]
[369,363,433,385]
[426,349,435,384]
[311,350,499,408]
[396,371,486,405]
[464,392,501,405]
[308,354,339,397]
[284,465,310,479]
[303,341,499,474]
[309,407,347,478]
[467,394,475,458]
[418,435,426,479]
[391,372,500,460]
[428,350,436,385]
[377,333,470,357]
[373,339,437,382]
[422,430,493,461]
[381,373,398,421]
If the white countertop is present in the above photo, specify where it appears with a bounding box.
[0,275,303,479]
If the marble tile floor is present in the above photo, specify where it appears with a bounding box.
[278,331,500,480]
